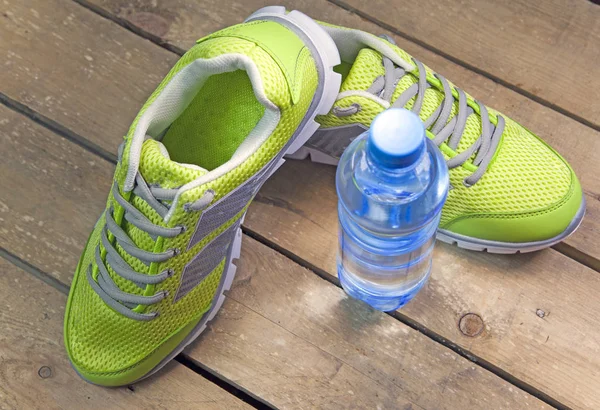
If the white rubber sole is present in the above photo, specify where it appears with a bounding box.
[126,8,342,385]
[436,198,586,254]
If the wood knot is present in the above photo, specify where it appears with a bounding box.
[459,313,484,337]
[38,366,52,379]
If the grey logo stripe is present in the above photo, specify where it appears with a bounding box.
[178,132,297,301]
[306,124,368,159]
[178,154,283,302]
[174,220,240,302]
[188,156,279,250]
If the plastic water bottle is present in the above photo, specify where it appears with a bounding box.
[336,108,449,311]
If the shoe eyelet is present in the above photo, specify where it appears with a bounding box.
[178,225,187,233]
[166,268,175,278]
[171,248,181,256]
[333,103,361,118]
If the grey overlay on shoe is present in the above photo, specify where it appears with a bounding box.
[306,124,368,159]
[188,155,279,250]
[177,154,281,301]
[174,219,241,302]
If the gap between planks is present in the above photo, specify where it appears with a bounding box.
[0,247,275,410]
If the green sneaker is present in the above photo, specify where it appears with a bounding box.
[289,23,585,253]
[64,8,341,386]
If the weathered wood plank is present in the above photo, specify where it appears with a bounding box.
[0,106,111,280]
[189,235,548,409]
[340,0,600,128]
[0,108,547,409]
[0,257,251,410]
[0,0,174,153]
[3,0,598,261]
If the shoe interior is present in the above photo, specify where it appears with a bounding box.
[334,62,352,83]
[127,55,281,185]
[161,70,265,171]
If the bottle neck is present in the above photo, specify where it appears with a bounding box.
[366,141,427,178]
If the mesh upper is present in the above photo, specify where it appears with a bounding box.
[317,43,574,226]
[138,139,206,188]
[66,27,318,374]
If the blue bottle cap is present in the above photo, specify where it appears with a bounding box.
[367,108,425,168]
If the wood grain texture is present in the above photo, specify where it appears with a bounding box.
[187,235,548,410]
[339,0,600,127]
[4,0,598,261]
[247,159,600,410]
[0,258,251,410]
[1,0,598,407]
[0,106,111,281]
[0,0,175,153]
[0,109,547,409]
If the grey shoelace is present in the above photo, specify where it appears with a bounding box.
[335,41,505,186]
[88,173,213,321]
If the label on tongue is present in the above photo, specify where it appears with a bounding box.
[138,139,206,189]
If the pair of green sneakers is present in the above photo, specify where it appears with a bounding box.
[65,7,585,386]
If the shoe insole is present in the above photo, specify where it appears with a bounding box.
[162,70,265,171]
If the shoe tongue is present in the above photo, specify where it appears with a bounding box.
[138,139,207,189]
[341,48,483,154]
[340,48,386,94]
[342,48,442,120]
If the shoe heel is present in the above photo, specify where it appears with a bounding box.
[245,6,342,157]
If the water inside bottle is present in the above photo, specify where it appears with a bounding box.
[337,204,438,310]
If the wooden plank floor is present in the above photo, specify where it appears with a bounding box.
[0,257,252,410]
[0,100,545,409]
[1,0,599,409]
